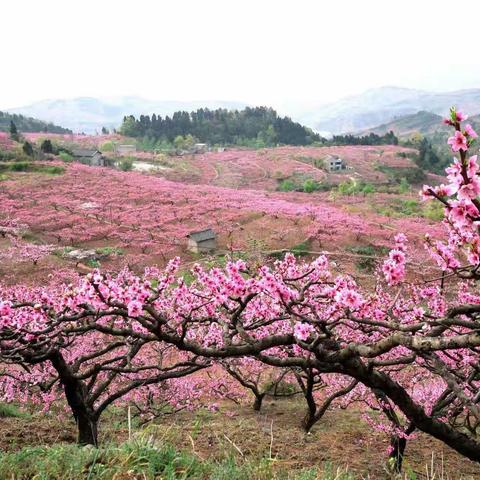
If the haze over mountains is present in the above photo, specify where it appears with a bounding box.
[292,86,480,136]
[5,86,480,135]
[7,98,248,134]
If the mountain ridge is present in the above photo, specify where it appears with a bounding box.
[7,97,249,134]
[6,86,480,135]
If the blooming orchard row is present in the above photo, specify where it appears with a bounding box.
[0,161,440,273]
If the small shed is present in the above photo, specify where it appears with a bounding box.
[187,228,216,253]
[72,149,105,167]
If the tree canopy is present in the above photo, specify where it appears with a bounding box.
[120,107,321,146]
[0,111,71,135]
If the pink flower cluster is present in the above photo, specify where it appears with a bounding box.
[382,233,407,286]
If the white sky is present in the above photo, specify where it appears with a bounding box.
[2,0,480,109]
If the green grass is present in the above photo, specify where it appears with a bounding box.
[372,197,444,220]
[375,164,426,184]
[95,246,124,256]
[0,161,64,175]
[268,241,311,260]
[0,402,28,418]
[0,439,355,480]
[346,245,389,273]
[53,246,75,257]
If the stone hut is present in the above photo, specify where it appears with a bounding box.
[187,228,216,253]
[72,149,106,167]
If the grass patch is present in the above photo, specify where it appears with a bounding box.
[372,198,444,220]
[0,403,27,418]
[95,246,123,256]
[277,175,332,193]
[0,162,64,175]
[53,246,75,257]
[375,164,426,184]
[336,178,376,196]
[346,245,389,272]
[0,439,354,479]
[269,241,311,260]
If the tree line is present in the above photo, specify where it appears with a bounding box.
[0,111,71,134]
[120,106,321,146]
[329,130,398,145]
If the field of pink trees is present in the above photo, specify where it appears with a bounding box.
[0,158,442,284]
[3,112,480,478]
[158,144,419,190]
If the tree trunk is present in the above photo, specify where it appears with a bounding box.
[303,412,317,433]
[77,411,99,446]
[345,359,480,463]
[388,423,415,473]
[253,392,265,411]
[49,351,99,446]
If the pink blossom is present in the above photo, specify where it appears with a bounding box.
[447,131,468,152]
[457,178,480,201]
[335,288,363,309]
[456,111,468,122]
[434,184,458,197]
[464,124,478,138]
[293,322,314,341]
[127,300,143,317]
[0,301,12,317]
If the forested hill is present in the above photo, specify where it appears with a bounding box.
[120,107,321,146]
[0,111,72,134]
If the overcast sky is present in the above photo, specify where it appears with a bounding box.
[3,0,480,109]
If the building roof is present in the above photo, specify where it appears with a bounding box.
[187,228,216,242]
[72,149,101,157]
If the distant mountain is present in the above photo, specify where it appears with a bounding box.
[0,110,71,134]
[7,97,248,134]
[362,110,480,165]
[297,86,480,135]
[8,86,480,137]
[361,111,445,137]
[364,110,480,139]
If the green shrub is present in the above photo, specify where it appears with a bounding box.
[101,140,115,152]
[398,177,410,193]
[361,183,375,194]
[278,179,296,192]
[8,161,31,171]
[303,178,319,193]
[338,179,361,195]
[22,141,34,157]
[43,166,65,175]
[59,152,73,163]
[118,157,134,171]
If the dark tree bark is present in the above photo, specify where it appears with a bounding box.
[387,422,415,473]
[253,392,265,411]
[345,359,480,463]
[49,351,98,446]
